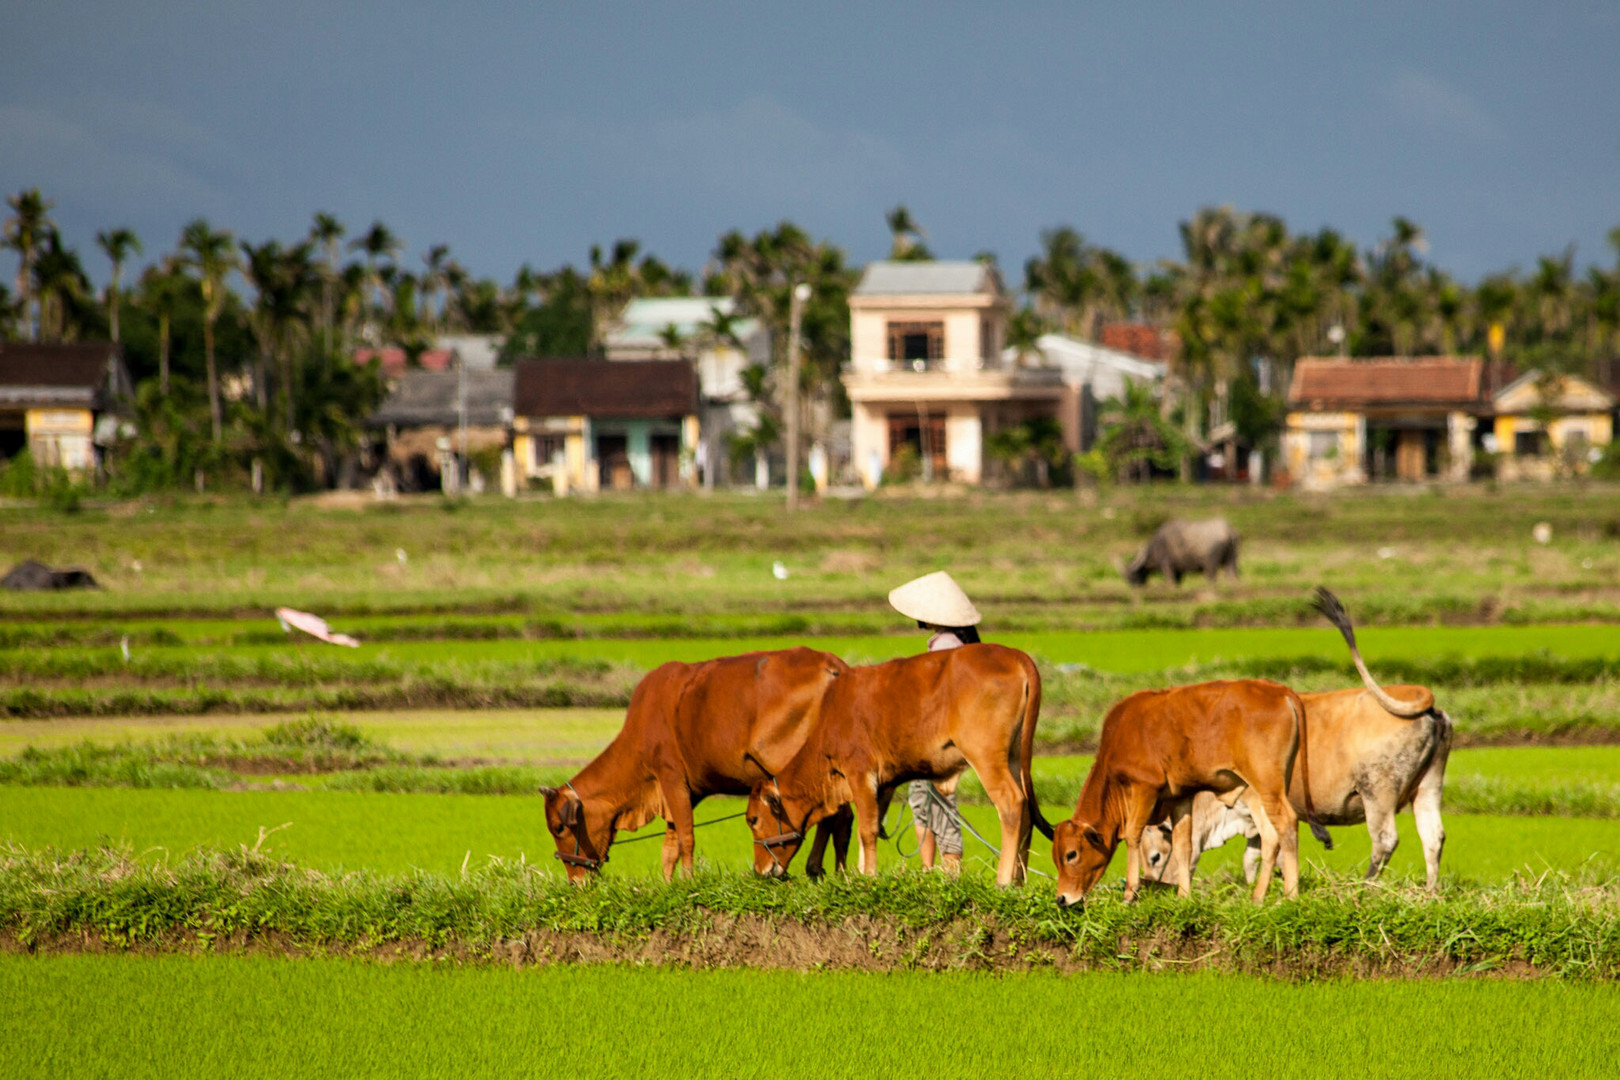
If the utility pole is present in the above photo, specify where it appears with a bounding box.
[457,352,468,490]
[785,281,810,511]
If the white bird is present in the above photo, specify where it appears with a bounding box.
[396,548,408,564]
[772,561,789,580]
[120,636,130,663]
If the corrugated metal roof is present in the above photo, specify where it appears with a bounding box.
[606,297,759,349]
[854,261,995,296]
[370,370,515,427]
[1289,358,1484,408]
[513,358,697,419]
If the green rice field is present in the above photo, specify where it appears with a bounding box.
[4,785,1615,883]
[2,956,1615,1079]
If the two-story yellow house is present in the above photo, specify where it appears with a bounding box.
[842,261,1064,487]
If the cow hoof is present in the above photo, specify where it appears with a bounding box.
[805,866,824,881]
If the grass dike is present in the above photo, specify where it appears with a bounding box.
[4,844,1619,980]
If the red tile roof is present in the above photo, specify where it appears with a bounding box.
[355,347,453,377]
[1289,357,1485,409]
[514,358,697,419]
[1099,323,1177,362]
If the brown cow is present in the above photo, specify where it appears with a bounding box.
[1141,588,1452,889]
[538,648,852,882]
[746,643,1051,888]
[1050,679,1322,906]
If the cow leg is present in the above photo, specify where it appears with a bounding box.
[1171,806,1195,898]
[851,781,882,877]
[828,803,854,874]
[656,777,696,880]
[1259,792,1300,901]
[1119,787,1162,903]
[1245,790,1280,903]
[964,757,1027,888]
[660,825,680,880]
[1363,795,1401,881]
[1412,758,1447,892]
[804,819,833,880]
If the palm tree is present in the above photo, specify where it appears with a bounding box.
[32,229,92,341]
[421,243,451,339]
[885,205,932,261]
[96,228,142,344]
[308,212,345,354]
[3,189,54,341]
[179,219,239,442]
[348,220,401,344]
[136,257,186,395]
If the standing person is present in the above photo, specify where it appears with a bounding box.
[887,571,982,874]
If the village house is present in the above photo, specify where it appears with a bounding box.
[1285,356,1616,487]
[0,342,133,472]
[843,261,1065,487]
[369,368,515,491]
[1285,357,1484,486]
[1488,371,1615,480]
[511,358,699,494]
[603,297,768,486]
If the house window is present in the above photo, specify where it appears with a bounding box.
[887,321,944,365]
[1308,431,1339,460]
[887,413,948,479]
[1514,430,1547,457]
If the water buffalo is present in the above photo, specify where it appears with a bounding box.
[1124,518,1239,586]
[1050,678,1328,907]
[746,644,1051,888]
[1140,587,1453,889]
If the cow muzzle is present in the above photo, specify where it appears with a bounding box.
[1054,892,1085,910]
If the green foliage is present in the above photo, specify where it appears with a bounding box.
[985,417,1070,487]
[1090,381,1193,482]
[502,266,593,359]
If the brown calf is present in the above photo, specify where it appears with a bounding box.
[746,644,1051,888]
[539,648,851,881]
[1050,679,1318,906]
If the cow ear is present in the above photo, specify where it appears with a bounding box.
[1083,825,1108,851]
[764,786,784,816]
[559,796,580,828]
[537,785,557,800]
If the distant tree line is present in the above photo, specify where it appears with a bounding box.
[4,187,1619,492]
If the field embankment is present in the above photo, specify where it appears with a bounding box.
[4,846,1618,979]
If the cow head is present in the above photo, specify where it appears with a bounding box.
[538,784,609,883]
[1139,822,1175,884]
[1051,818,1117,907]
[746,779,811,877]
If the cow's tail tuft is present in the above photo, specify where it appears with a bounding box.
[1290,689,1333,850]
[1018,655,1054,840]
[1312,586,1428,718]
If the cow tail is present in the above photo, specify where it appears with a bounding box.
[1019,654,1054,840]
[1291,688,1333,850]
[1312,586,1429,718]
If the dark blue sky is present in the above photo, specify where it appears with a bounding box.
[5,2,1617,289]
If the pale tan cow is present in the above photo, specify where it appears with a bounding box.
[1141,587,1452,890]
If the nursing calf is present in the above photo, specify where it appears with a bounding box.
[1141,588,1452,889]
[539,648,852,881]
[1051,679,1323,906]
[746,644,1051,887]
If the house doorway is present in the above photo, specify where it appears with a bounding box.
[888,412,947,481]
[596,434,633,490]
[650,434,681,489]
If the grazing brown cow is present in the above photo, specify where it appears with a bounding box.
[1140,588,1453,889]
[539,648,852,882]
[1050,679,1321,906]
[746,644,1052,888]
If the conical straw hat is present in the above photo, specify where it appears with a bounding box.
[888,571,981,627]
